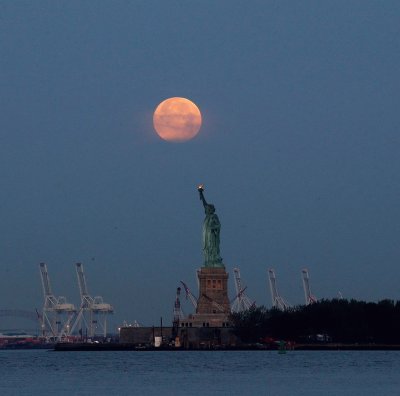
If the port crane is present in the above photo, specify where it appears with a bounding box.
[301,268,317,305]
[231,268,254,313]
[39,263,76,341]
[268,269,290,311]
[70,263,113,338]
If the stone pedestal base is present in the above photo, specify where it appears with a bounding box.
[180,267,231,328]
[196,267,230,314]
[181,313,230,328]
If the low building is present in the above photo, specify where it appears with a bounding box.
[119,325,239,349]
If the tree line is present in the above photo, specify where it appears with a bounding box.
[230,299,400,344]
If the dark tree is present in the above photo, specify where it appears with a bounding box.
[230,299,400,344]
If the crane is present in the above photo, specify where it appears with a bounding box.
[196,268,201,291]
[180,280,198,309]
[70,263,113,338]
[268,269,290,311]
[301,268,317,305]
[39,263,76,341]
[201,294,226,313]
[172,287,185,332]
[231,268,254,313]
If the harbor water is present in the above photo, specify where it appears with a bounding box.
[1,350,399,395]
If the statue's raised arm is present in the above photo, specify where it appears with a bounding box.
[197,184,208,209]
[197,185,224,268]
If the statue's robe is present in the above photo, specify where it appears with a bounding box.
[202,213,223,267]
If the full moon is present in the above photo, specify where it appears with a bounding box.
[153,97,202,142]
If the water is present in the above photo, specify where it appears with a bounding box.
[1,350,399,395]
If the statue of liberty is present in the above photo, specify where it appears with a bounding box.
[197,185,224,268]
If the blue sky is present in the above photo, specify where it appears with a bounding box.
[1,1,399,329]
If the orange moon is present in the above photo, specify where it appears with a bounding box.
[153,97,202,142]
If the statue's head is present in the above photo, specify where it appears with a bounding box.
[205,204,215,215]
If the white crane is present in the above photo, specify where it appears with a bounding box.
[268,269,290,311]
[70,263,113,338]
[39,263,76,341]
[301,268,317,305]
[231,268,254,313]
[180,280,198,309]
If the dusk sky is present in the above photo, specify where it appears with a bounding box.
[1,1,399,330]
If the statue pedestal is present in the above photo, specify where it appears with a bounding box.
[180,267,231,328]
[196,267,230,314]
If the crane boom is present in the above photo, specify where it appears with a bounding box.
[231,268,254,313]
[70,262,113,338]
[38,263,75,340]
[301,268,317,305]
[39,263,57,308]
[76,263,91,303]
[180,280,198,309]
[268,269,290,311]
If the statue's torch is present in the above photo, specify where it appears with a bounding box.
[198,184,207,207]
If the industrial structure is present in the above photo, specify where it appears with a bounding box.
[172,287,185,328]
[230,268,254,313]
[39,262,76,341]
[268,268,291,311]
[180,280,198,309]
[301,268,317,305]
[70,263,114,338]
[38,262,114,340]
